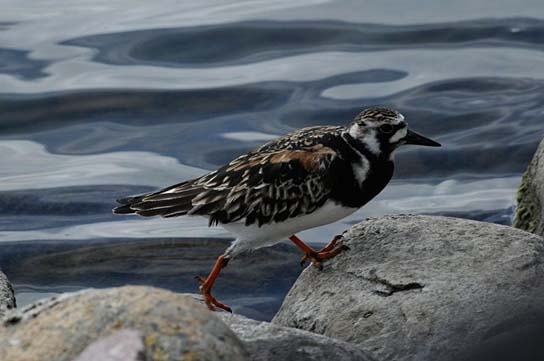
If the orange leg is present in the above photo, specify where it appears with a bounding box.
[195,255,232,312]
[289,234,349,270]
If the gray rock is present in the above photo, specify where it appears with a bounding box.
[0,286,248,361]
[515,139,544,237]
[74,329,145,361]
[218,313,376,361]
[0,271,16,318]
[273,215,544,361]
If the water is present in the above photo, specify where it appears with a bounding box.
[0,0,543,320]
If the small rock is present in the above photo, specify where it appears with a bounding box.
[515,139,544,237]
[0,286,248,361]
[218,313,376,361]
[74,329,145,361]
[0,271,16,318]
[273,215,544,361]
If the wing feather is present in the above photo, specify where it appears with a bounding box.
[113,126,343,226]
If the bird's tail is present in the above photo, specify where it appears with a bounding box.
[112,195,146,215]
[112,181,204,217]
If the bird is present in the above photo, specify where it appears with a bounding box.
[113,107,441,312]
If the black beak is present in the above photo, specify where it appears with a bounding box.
[404,129,441,147]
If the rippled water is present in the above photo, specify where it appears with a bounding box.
[1,0,543,319]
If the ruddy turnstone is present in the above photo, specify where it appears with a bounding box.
[113,107,441,312]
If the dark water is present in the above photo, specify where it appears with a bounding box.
[1,1,544,322]
[0,238,303,321]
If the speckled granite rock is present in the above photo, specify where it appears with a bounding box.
[218,313,376,361]
[273,215,544,361]
[515,139,544,237]
[0,286,248,361]
[74,329,145,361]
[0,271,16,318]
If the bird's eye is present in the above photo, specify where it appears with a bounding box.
[379,124,394,134]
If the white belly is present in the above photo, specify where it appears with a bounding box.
[220,201,357,256]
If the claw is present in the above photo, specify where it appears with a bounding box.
[295,234,349,270]
[195,255,231,313]
[331,234,344,242]
[202,290,232,313]
[315,261,324,271]
[300,253,311,267]
[197,280,232,313]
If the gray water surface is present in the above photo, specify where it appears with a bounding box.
[0,0,543,321]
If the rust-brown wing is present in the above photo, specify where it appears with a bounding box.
[114,145,340,227]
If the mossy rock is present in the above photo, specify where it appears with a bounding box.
[514,139,544,237]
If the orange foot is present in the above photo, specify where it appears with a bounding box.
[195,276,232,313]
[195,255,232,312]
[291,234,350,271]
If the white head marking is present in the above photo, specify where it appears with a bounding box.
[348,124,381,155]
[360,130,381,154]
[348,123,362,138]
[352,157,370,184]
[389,127,408,143]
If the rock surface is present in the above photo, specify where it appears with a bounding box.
[218,312,376,361]
[273,215,544,361]
[0,286,248,361]
[515,139,544,237]
[74,329,145,361]
[0,271,16,318]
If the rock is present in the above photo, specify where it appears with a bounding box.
[273,215,544,361]
[218,313,376,361]
[74,329,145,361]
[0,271,16,317]
[0,286,248,361]
[515,139,544,237]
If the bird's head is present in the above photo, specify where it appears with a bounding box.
[347,107,441,156]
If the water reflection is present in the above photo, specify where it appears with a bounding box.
[0,48,48,79]
[62,19,544,67]
[0,238,302,320]
[0,0,543,323]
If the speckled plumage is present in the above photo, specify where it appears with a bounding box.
[114,108,442,236]
[115,126,346,227]
[114,108,439,241]
[114,107,441,312]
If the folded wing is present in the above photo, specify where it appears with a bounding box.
[113,144,339,227]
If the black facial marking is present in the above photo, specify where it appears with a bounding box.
[330,132,395,208]
[374,123,406,153]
